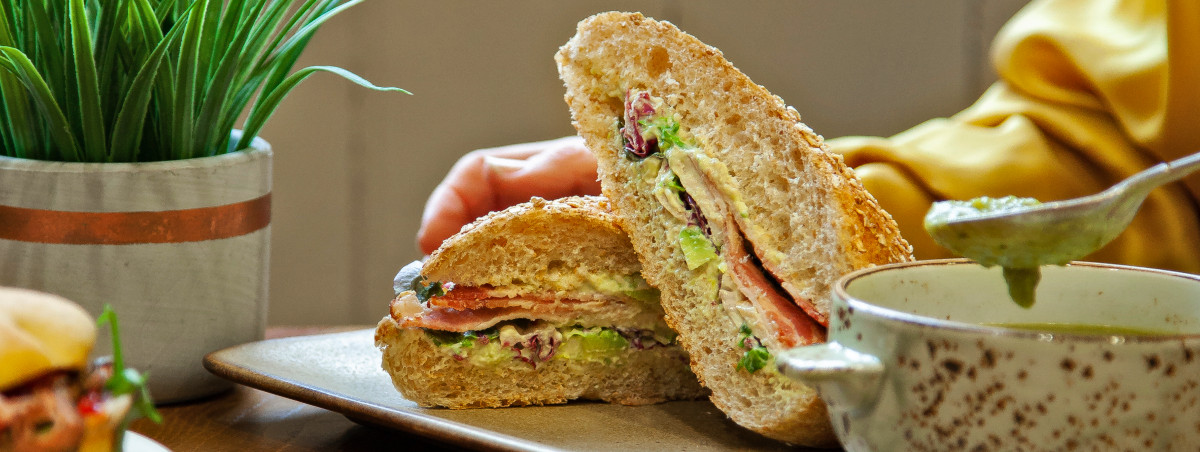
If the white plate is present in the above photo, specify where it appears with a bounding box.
[204,329,808,451]
[125,431,170,452]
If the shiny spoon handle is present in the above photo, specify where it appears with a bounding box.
[1117,150,1200,196]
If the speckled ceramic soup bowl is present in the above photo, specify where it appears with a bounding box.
[777,259,1200,451]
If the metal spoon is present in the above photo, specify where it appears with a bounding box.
[926,151,1200,270]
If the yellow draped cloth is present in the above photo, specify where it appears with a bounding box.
[829,0,1200,273]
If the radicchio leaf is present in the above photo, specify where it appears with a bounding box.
[622,89,659,158]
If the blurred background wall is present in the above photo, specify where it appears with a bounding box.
[261,0,1030,326]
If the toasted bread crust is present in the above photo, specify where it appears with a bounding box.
[375,316,706,408]
[422,196,642,288]
[556,12,911,446]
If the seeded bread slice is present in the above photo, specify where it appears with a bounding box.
[556,12,912,446]
[422,196,643,289]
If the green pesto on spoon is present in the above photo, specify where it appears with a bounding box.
[924,151,1200,308]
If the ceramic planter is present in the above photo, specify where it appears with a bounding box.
[0,134,272,403]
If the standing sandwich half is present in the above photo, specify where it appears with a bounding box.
[556,12,913,446]
[375,196,706,408]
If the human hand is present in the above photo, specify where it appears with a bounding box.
[416,136,601,254]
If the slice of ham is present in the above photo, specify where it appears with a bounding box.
[0,374,85,451]
[401,304,549,332]
[718,215,826,347]
[392,291,610,333]
[667,146,826,347]
[739,235,830,326]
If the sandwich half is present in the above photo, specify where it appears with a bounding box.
[0,287,153,451]
[375,196,706,408]
[556,12,913,446]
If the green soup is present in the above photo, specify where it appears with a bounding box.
[924,196,1073,309]
[987,322,1171,336]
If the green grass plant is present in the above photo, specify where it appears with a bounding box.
[0,0,406,162]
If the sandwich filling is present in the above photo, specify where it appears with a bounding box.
[618,89,826,370]
[0,306,156,452]
[390,272,678,369]
[0,363,130,451]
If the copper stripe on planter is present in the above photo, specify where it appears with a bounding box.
[0,193,271,244]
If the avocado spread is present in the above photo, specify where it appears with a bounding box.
[426,322,672,369]
[679,226,719,270]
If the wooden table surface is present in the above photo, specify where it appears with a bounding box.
[129,326,463,452]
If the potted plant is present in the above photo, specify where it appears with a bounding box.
[0,0,405,402]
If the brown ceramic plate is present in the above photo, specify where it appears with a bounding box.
[204,329,805,452]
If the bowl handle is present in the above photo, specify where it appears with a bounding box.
[776,342,884,413]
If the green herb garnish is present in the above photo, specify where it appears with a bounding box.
[735,324,770,373]
[0,0,407,162]
[737,346,771,373]
[97,304,162,428]
[737,324,753,347]
[662,173,686,193]
[412,276,448,303]
[639,115,687,151]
